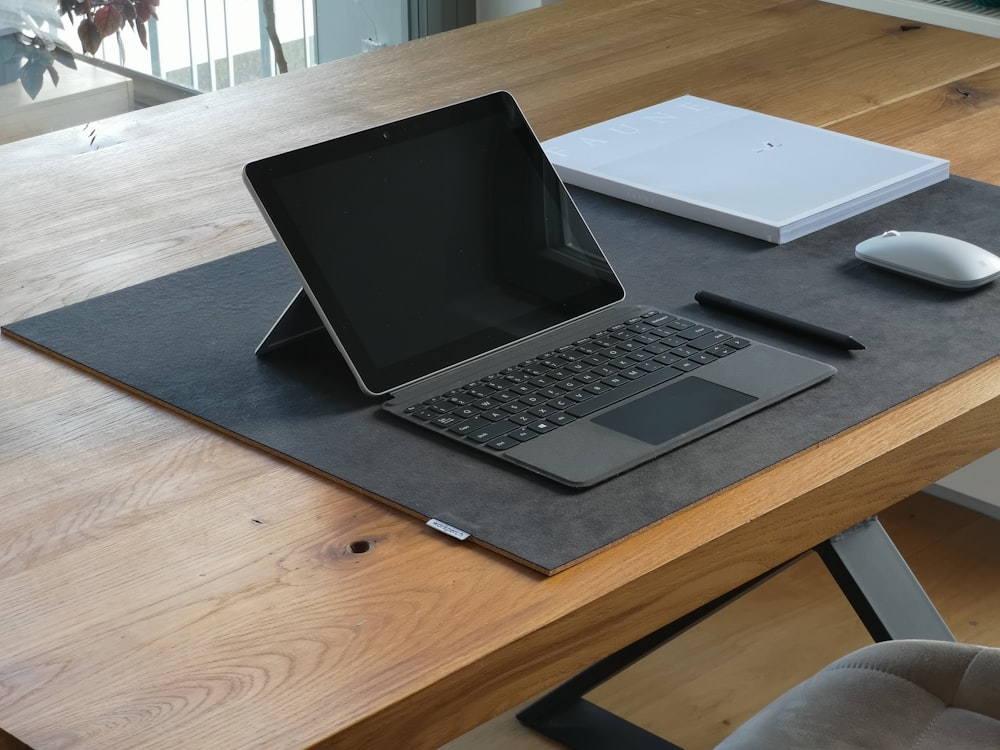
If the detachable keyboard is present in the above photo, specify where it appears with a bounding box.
[400,308,751,452]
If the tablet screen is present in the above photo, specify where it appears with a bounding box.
[244,91,624,395]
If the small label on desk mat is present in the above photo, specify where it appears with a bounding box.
[427,518,470,541]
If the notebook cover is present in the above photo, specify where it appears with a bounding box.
[4,176,998,574]
[543,95,949,243]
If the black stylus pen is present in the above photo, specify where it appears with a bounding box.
[694,291,866,350]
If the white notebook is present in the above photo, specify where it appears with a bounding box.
[542,95,949,243]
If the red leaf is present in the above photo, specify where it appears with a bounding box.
[134,0,153,22]
[93,5,124,38]
[136,20,147,49]
[77,17,103,54]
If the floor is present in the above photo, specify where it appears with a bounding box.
[442,491,1000,749]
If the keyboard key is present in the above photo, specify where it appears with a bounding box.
[468,419,519,443]
[449,419,482,436]
[677,325,714,340]
[523,365,551,377]
[688,331,731,350]
[486,435,520,450]
[508,428,539,442]
[644,313,673,326]
[637,359,666,372]
[528,420,558,434]
[653,353,682,366]
[672,360,700,372]
[706,344,738,357]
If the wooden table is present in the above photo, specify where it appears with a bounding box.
[3,2,1000,748]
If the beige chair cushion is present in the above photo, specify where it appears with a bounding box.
[716,640,1000,749]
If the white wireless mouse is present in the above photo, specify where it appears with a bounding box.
[855,230,1000,290]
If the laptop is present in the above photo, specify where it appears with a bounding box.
[242,91,836,487]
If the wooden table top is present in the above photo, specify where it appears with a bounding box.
[3,2,1000,748]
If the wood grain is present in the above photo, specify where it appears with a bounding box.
[2,1,1000,748]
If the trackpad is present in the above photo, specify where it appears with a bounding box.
[592,377,757,445]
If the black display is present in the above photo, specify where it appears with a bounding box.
[243,91,624,395]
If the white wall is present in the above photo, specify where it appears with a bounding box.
[315,0,408,64]
[477,0,560,22]
[315,1,562,63]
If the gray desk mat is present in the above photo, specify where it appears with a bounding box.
[5,176,999,574]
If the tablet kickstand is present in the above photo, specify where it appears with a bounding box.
[255,287,325,356]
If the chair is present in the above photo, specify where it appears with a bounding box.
[716,639,1000,749]
[518,518,996,750]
